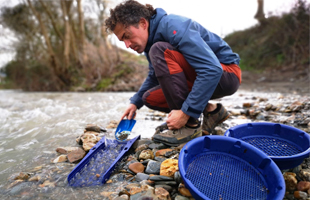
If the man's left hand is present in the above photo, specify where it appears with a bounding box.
[166,110,190,130]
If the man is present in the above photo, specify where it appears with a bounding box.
[105,0,241,146]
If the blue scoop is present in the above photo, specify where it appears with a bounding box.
[115,119,136,141]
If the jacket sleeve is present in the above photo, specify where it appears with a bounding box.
[130,54,159,109]
[159,16,223,119]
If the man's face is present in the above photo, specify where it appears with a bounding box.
[114,19,149,54]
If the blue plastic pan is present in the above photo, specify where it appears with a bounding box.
[179,135,285,200]
[225,122,310,170]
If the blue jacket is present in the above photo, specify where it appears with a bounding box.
[130,8,240,119]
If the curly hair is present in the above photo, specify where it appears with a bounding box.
[105,0,156,33]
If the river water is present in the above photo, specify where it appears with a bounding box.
[0,89,309,199]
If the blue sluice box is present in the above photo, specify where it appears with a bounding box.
[67,135,140,187]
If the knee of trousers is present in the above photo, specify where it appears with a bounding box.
[149,42,174,62]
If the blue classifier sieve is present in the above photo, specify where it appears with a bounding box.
[225,122,310,170]
[179,136,285,200]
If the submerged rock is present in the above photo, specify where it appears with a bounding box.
[56,147,81,154]
[52,155,67,163]
[85,124,106,133]
[67,148,86,163]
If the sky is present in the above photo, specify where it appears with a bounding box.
[113,0,305,54]
[0,0,307,68]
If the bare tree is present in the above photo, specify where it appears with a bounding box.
[255,0,266,23]
[27,0,65,89]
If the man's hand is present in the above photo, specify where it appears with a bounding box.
[166,110,190,130]
[121,104,137,120]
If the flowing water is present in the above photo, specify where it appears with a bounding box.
[0,89,308,199]
[0,90,161,199]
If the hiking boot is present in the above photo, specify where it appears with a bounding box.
[202,103,230,135]
[152,124,202,147]
[154,123,168,135]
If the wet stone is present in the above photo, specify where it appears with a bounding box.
[85,124,106,133]
[154,181,177,186]
[297,181,310,191]
[100,191,118,198]
[150,175,174,181]
[155,184,173,193]
[52,155,67,163]
[139,149,154,160]
[140,179,155,187]
[155,187,171,200]
[128,162,145,174]
[56,147,80,154]
[154,156,167,163]
[178,183,192,197]
[175,195,190,200]
[135,173,150,182]
[8,182,30,195]
[129,186,143,195]
[284,172,298,191]
[299,169,310,181]
[155,149,173,157]
[28,175,41,182]
[82,142,96,151]
[174,171,182,184]
[160,159,178,177]
[135,144,149,152]
[294,191,308,199]
[145,160,161,174]
[125,183,140,190]
[141,159,151,165]
[7,180,24,189]
[67,148,85,163]
[124,160,139,170]
[114,195,129,200]
[13,172,30,180]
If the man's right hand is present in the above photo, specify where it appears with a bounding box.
[121,104,137,120]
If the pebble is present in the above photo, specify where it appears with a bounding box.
[178,183,192,197]
[155,187,170,199]
[149,175,174,181]
[13,172,30,180]
[52,155,67,163]
[155,149,173,157]
[55,147,80,154]
[135,173,150,182]
[145,160,161,174]
[284,172,298,191]
[128,162,145,174]
[67,148,86,163]
[160,159,178,177]
[294,191,308,199]
[85,124,106,133]
[139,149,154,160]
[135,144,149,152]
[297,181,310,192]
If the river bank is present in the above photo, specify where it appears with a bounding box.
[239,69,310,96]
[0,89,309,199]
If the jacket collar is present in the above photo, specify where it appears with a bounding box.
[144,8,167,53]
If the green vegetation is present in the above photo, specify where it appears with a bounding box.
[0,0,308,91]
[224,0,309,72]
